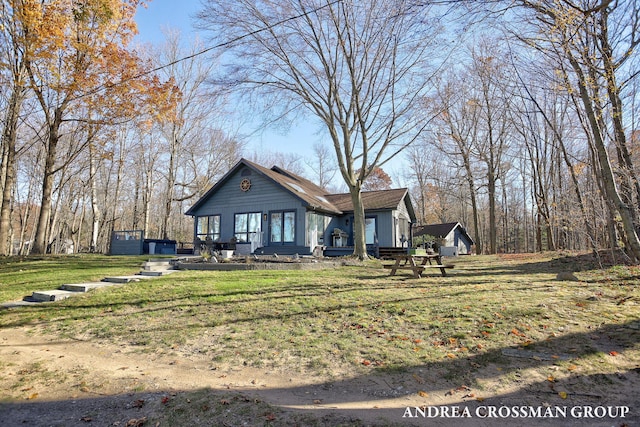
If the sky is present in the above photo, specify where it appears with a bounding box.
[133,0,408,187]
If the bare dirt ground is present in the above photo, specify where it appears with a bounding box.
[1,325,638,427]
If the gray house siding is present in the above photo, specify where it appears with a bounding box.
[370,210,392,247]
[452,229,472,254]
[187,159,416,257]
[190,168,310,250]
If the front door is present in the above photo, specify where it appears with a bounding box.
[270,211,296,245]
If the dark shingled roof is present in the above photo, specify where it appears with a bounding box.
[186,158,415,219]
[414,222,474,244]
[240,159,341,214]
[325,188,410,212]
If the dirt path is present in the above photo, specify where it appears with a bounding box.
[1,325,638,427]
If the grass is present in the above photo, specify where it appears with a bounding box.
[1,252,638,377]
[0,252,639,424]
[0,254,154,303]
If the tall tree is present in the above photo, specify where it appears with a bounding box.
[19,0,176,254]
[432,74,484,254]
[509,0,640,260]
[0,0,29,255]
[153,30,220,239]
[198,0,442,259]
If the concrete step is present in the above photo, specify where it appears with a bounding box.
[137,269,178,277]
[60,282,113,292]
[102,276,142,284]
[31,290,75,302]
[141,261,175,271]
[138,270,164,277]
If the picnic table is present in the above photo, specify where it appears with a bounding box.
[384,253,454,278]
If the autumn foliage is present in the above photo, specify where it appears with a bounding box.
[0,0,180,254]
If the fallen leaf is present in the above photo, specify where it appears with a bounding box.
[567,365,578,371]
[313,399,323,404]
[125,418,147,427]
[161,396,170,405]
[547,376,555,382]
[476,396,485,402]
[418,390,429,398]
[609,351,619,356]
[558,391,568,399]
[27,393,38,400]
[446,353,456,359]
[362,359,371,366]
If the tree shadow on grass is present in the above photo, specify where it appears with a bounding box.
[1,319,638,427]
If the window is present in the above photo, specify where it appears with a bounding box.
[197,215,221,241]
[306,212,328,246]
[270,210,295,244]
[234,212,261,242]
[365,217,377,245]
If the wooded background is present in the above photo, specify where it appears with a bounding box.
[1,0,639,260]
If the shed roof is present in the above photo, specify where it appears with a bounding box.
[414,222,474,244]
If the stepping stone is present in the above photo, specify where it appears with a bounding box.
[2,300,40,308]
[60,283,113,292]
[138,271,164,276]
[102,276,141,284]
[141,260,174,271]
[31,290,75,302]
[137,270,177,277]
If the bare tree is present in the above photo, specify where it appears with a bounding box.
[0,0,29,255]
[431,74,484,254]
[509,0,640,260]
[306,142,337,190]
[198,0,444,259]
[154,30,221,239]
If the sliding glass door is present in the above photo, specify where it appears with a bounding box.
[270,211,295,244]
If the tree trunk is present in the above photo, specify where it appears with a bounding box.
[32,107,63,254]
[349,183,367,260]
[0,80,26,255]
[0,117,17,255]
[161,132,178,240]
[89,143,101,252]
[567,54,640,261]
[488,168,497,254]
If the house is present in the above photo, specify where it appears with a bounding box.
[185,158,416,257]
[413,222,474,255]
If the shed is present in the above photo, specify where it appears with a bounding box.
[413,222,474,255]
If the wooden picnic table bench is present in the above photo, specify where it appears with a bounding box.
[384,253,454,278]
